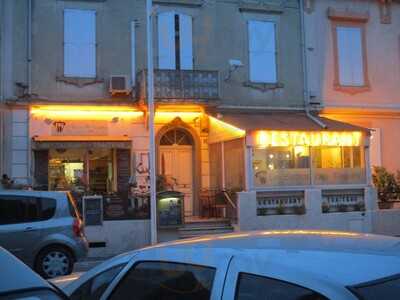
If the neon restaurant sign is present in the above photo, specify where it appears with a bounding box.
[254,131,363,148]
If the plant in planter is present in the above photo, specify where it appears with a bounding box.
[338,204,348,213]
[372,166,398,208]
[294,205,306,215]
[354,201,366,212]
[321,201,330,213]
[276,202,285,215]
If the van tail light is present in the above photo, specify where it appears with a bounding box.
[73,218,84,237]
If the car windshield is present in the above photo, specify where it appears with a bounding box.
[349,274,400,299]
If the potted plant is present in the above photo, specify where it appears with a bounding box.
[372,166,397,209]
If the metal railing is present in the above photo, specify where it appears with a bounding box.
[137,69,219,102]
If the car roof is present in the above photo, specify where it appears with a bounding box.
[0,190,68,198]
[144,230,400,286]
[0,247,55,295]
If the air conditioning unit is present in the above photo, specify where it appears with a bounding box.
[109,75,131,96]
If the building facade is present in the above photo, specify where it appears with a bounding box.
[304,0,400,173]
[0,0,387,253]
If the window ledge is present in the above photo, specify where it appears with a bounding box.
[56,76,104,87]
[238,2,284,14]
[243,81,284,92]
[153,0,203,7]
[334,84,371,95]
[327,7,369,23]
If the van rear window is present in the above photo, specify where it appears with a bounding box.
[349,274,400,299]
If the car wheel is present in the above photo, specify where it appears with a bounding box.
[35,246,74,279]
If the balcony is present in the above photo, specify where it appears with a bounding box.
[136,69,219,103]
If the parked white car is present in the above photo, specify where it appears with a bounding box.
[0,246,68,299]
[57,230,400,300]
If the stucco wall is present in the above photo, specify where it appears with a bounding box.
[305,0,400,107]
[6,0,305,107]
[85,220,151,257]
[238,187,377,233]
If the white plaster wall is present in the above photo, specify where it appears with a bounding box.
[11,109,29,184]
[238,187,376,233]
[371,209,400,237]
[85,220,151,257]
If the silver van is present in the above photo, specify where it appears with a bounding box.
[0,190,88,278]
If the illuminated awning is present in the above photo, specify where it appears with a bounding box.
[32,135,131,149]
[212,112,369,133]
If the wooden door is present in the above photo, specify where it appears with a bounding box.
[159,145,193,217]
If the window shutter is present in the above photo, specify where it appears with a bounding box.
[34,150,48,189]
[179,14,193,70]
[158,12,176,70]
[64,9,96,78]
[248,20,277,83]
[337,26,364,86]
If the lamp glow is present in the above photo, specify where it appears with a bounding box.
[31,105,143,120]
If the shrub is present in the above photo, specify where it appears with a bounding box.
[372,166,398,202]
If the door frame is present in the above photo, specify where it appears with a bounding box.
[155,118,201,217]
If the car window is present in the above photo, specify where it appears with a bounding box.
[0,196,40,225]
[40,197,57,220]
[349,274,400,300]
[109,261,216,300]
[235,272,328,300]
[70,264,125,300]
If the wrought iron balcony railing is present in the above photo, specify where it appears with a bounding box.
[136,69,219,103]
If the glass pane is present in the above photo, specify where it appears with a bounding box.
[40,197,57,220]
[235,273,327,300]
[49,148,86,193]
[110,261,216,300]
[253,146,311,187]
[71,264,125,300]
[312,146,365,185]
[88,149,113,194]
[351,275,400,300]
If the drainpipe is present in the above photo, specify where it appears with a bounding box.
[27,0,32,96]
[299,0,327,129]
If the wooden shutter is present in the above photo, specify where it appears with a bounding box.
[34,150,48,189]
[158,12,176,69]
[179,14,193,70]
[64,9,96,77]
[117,149,131,194]
[248,20,277,83]
[337,26,364,86]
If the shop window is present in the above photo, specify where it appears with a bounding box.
[252,146,365,187]
[253,146,311,187]
[48,148,115,194]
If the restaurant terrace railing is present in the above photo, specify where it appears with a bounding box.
[136,69,220,103]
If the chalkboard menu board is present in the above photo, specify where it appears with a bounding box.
[83,196,103,226]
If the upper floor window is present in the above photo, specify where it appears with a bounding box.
[158,12,193,70]
[336,26,364,86]
[248,20,277,83]
[64,9,96,78]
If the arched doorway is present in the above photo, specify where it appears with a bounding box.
[158,126,197,218]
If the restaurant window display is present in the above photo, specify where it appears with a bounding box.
[252,131,366,187]
[36,148,149,220]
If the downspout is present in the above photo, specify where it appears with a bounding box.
[299,0,327,129]
[27,0,32,186]
[27,0,32,96]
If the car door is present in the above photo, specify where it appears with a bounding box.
[101,247,233,300]
[0,195,42,263]
[221,254,355,300]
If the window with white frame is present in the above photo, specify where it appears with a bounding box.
[64,9,96,78]
[248,20,277,83]
[157,12,193,70]
[336,26,365,86]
